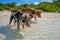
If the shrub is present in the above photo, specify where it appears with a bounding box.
[0,6,5,10]
[34,2,57,12]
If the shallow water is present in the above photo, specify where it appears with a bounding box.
[0,12,60,40]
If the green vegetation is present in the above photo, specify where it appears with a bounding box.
[0,0,60,12]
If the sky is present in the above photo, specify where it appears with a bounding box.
[0,0,53,5]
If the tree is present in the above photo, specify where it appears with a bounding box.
[53,0,60,12]
[11,2,16,7]
[53,0,60,2]
[34,2,57,12]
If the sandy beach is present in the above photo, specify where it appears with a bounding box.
[0,11,60,40]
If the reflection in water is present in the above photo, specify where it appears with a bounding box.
[0,25,24,40]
